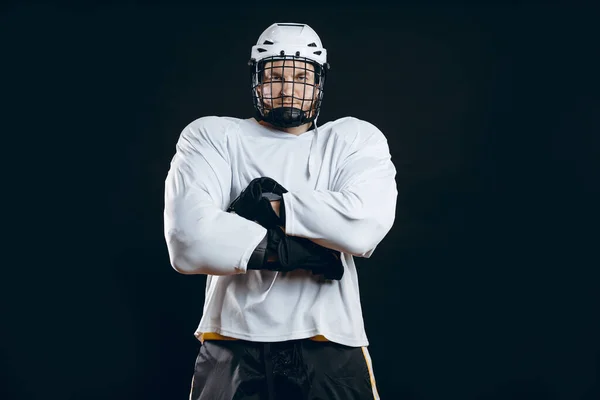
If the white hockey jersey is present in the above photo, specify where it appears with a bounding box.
[164,116,397,347]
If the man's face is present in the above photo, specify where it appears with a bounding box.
[257,60,319,115]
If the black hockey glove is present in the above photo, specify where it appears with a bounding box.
[228,177,287,229]
[248,227,344,280]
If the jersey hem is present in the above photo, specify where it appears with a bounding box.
[194,327,369,347]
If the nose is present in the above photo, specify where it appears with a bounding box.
[280,80,295,97]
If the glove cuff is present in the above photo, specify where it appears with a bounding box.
[279,195,286,228]
[247,232,268,270]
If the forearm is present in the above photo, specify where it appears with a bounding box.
[281,182,397,256]
[164,164,268,275]
[165,206,267,275]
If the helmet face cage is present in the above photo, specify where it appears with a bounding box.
[250,55,328,128]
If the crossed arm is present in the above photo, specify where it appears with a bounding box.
[164,119,397,275]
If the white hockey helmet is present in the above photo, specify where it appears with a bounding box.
[250,23,328,65]
[249,23,330,128]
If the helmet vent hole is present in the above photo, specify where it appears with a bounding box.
[263,40,274,45]
[307,42,317,47]
[313,51,322,55]
[257,48,267,53]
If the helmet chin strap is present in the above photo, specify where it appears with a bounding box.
[266,107,308,128]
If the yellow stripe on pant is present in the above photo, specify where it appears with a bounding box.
[361,346,381,400]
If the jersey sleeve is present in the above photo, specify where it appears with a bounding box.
[163,117,267,275]
[282,120,398,257]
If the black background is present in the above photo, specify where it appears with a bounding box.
[2,2,598,399]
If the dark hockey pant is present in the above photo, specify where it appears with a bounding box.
[189,339,380,400]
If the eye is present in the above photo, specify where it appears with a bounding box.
[263,75,281,83]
